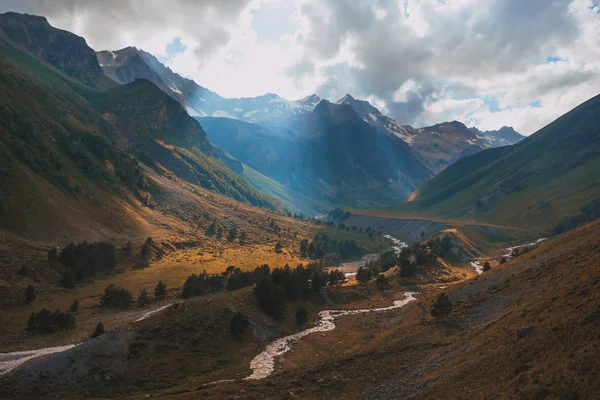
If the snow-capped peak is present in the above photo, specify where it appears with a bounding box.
[337,94,355,104]
[297,94,321,105]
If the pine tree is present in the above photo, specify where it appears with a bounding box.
[376,274,388,290]
[230,312,249,337]
[299,239,309,257]
[137,289,150,307]
[483,261,491,272]
[69,299,80,313]
[356,266,372,283]
[91,322,105,339]
[206,222,217,236]
[295,307,308,326]
[25,285,36,303]
[154,281,167,299]
[431,293,452,319]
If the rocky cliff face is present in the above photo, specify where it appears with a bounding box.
[0,12,105,85]
[92,79,213,155]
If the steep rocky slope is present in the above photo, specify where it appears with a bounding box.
[202,100,433,209]
[0,12,113,88]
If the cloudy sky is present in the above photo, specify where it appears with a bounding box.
[3,0,599,134]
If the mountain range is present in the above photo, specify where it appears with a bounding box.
[0,12,284,242]
[1,11,599,400]
[94,45,525,209]
[1,10,590,235]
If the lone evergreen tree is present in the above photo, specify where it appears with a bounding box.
[295,307,308,326]
[483,261,491,272]
[356,266,372,283]
[138,289,150,307]
[91,322,105,339]
[154,281,167,299]
[230,312,249,337]
[376,274,389,290]
[431,293,452,319]
[69,299,80,313]
[25,285,36,303]
[206,222,217,236]
[299,239,309,257]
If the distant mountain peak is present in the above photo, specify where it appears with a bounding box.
[469,125,525,147]
[0,12,106,85]
[337,94,356,104]
[297,94,321,105]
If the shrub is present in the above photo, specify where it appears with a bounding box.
[154,281,167,299]
[91,322,105,339]
[25,285,36,303]
[227,226,238,242]
[296,307,308,326]
[69,300,80,313]
[500,257,507,264]
[274,242,284,253]
[230,312,249,337]
[100,284,133,309]
[431,293,452,319]
[18,265,31,276]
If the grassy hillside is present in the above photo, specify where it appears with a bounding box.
[381,94,600,235]
[2,219,598,398]
[241,163,335,215]
[0,23,284,244]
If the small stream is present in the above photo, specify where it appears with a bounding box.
[503,238,547,258]
[244,292,417,380]
[382,234,408,255]
[335,234,408,278]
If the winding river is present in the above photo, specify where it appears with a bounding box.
[244,291,417,380]
[0,293,418,382]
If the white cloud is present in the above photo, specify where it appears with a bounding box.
[2,0,599,134]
